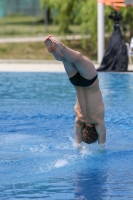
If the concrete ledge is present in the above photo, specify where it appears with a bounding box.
[0,59,59,64]
[0,59,132,72]
[0,62,64,72]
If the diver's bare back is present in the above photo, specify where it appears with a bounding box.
[74,78,104,127]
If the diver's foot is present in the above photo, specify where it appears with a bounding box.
[44,35,52,43]
[49,36,64,52]
[44,35,55,53]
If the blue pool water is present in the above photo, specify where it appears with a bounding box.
[0,72,133,200]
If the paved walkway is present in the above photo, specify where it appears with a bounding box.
[0,60,132,72]
[0,59,99,72]
[0,35,89,43]
[0,60,65,72]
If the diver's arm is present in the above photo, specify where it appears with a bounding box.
[74,122,82,144]
[95,120,106,150]
[74,118,84,149]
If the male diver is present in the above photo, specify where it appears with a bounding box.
[44,35,106,150]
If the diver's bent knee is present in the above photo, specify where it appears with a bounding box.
[76,51,83,62]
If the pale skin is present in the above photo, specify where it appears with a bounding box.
[44,35,106,147]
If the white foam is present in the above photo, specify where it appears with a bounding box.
[68,133,95,155]
[54,159,68,168]
[28,144,46,152]
[68,134,77,148]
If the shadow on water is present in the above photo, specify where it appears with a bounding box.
[74,169,107,200]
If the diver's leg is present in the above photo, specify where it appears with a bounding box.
[52,52,65,62]
[44,36,78,78]
[52,52,78,78]
[62,61,78,78]
[49,36,97,79]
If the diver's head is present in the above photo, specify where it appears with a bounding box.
[81,125,98,144]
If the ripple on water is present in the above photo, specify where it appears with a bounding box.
[0,72,133,199]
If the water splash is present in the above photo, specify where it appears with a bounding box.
[54,159,68,168]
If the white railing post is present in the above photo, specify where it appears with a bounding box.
[97,1,105,64]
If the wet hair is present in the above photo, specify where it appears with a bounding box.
[81,125,98,144]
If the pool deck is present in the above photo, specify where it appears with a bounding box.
[0,36,133,72]
[0,59,133,72]
[0,60,66,72]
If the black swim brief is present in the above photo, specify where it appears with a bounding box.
[81,124,98,144]
[69,72,98,87]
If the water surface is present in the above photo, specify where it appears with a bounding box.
[0,72,133,200]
